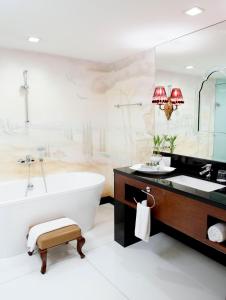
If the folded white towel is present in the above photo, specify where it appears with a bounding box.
[207,223,226,243]
[135,200,150,242]
[27,217,77,252]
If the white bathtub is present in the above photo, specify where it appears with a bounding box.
[0,172,105,258]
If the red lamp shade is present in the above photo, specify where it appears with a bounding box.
[152,86,168,104]
[170,88,184,105]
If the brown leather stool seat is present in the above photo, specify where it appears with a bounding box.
[28,223,85,274]
[37,225,82,250]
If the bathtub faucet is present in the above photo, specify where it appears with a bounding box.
[36,147,48,193]
[25,154,34,196]
[18,155,35,165]
[27,182,34,191]
[26,155,34,165]
[39,157,48,193]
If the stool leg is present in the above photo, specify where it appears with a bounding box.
[39,249,47,274]
[77,237,85,259]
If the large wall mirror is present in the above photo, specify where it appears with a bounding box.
[155,21,226,162]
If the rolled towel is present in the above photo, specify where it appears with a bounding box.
[207,223,226,243]
[135,200,151,242]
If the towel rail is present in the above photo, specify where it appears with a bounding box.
[133,189,156,209]
[114,102,142,108]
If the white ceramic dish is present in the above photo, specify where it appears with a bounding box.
[130,164,176,175]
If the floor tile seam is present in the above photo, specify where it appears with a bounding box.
[70,239,114,252]
[86,256,130,300]
[0,241,114,287]
[0,252,77,286]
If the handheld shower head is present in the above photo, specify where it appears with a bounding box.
[22,70,29,89]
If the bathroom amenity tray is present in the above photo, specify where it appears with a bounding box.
[130,164,176,175]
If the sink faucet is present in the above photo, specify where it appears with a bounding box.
[199,164,212,179]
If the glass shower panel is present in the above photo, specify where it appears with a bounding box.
[213,80,226,161]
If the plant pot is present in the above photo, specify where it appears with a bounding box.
[150,154,162,165]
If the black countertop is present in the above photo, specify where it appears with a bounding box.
[114,167,226,210]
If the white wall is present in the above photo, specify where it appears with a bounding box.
[0,48,109,188]
[105,51,156,167]
[0,47,218,195]
[0,48,155,196]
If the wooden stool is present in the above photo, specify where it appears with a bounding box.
[28,224,85,274]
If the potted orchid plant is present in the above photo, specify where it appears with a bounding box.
[149,135,177,167]
[164,135,177,154]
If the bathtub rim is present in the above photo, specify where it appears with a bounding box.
[0,171,105,208]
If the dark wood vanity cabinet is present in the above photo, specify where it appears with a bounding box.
[114,173,226,256]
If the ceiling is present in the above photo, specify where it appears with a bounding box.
[156,21,226,77]
[0,0,226,63]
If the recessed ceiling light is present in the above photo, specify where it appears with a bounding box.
[28,36,40,43]
[186,65,194,70]
[185,7,204,16]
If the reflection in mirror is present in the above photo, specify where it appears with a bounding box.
[155,20,226,162]
[198,69,226,161]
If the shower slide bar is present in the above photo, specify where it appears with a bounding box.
[21,70,30,125]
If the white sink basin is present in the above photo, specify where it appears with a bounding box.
[166,175,225,192]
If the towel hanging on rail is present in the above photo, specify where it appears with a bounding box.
[134,200,150,242]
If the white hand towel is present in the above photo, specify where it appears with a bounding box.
[27,217,77,252]
[207,223,226,243]
[135,200,151,242]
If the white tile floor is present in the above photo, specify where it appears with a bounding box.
[0,204,225,300]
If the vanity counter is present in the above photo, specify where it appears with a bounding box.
[114,167,226,210]
[114,166,226,264]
